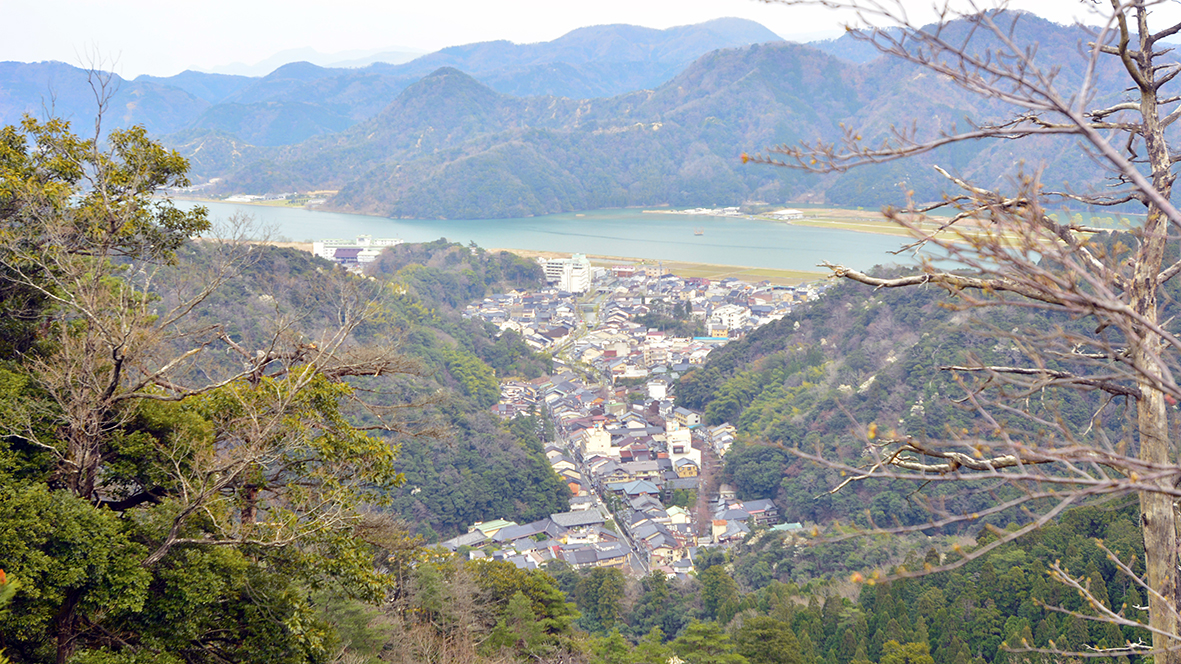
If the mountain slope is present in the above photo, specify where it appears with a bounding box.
[204,17,1125,219]
[212,53,851,217]
[1,18,785,150]
[0,61,209,136]
[133,70,254,104]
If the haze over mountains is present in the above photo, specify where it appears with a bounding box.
[0,13,1134,218]
[198,45,429,77]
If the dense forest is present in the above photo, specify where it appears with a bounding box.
[0,114,573,662]
[343,503,1149,664]
[154,236,570,540]
[674,271,1131,531]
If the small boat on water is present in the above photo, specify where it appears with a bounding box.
[693,227,704,236]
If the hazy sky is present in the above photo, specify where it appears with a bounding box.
[6,0,1176,78]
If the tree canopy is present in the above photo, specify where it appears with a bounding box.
[0,116,424,663]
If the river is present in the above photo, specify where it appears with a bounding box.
[181,201,922,273]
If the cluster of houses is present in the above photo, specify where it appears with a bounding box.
[708,486,798,545]
[464,265,821,380]
[465,290,584,352]
[455,260,821,576]
[438,508,635,572]
[477,365,800,576]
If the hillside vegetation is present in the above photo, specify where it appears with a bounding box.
[195,14,1139,217]
[156,239,568,540]
[677,269,1125,530]
[0,18,779,148]
[4,14,1141,219]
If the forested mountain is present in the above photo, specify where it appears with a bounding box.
[200,239,569,540]
[0,18,781,148]
[4,13,1129,218]
[361,240,573,538]
[182,12,1135,218]
[676,269,1124,531]
[140,237,567,541]
[0,60,210,137]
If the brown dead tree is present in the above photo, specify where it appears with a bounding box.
[751,1,1181,660]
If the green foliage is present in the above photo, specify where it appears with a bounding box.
[678,274,1117,536]
[626,572,693,640]
[733,616,802,664]
[0,485,150,645]
[671,621,748,664]
[362,241,566,537]
[880,641,935,664]
[576,567,627,633]
[699,566,740,622]
[471,559,578,636]
[0,117,423,663]
[441,345,500,407]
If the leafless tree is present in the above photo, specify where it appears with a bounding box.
[750,1,1181,661]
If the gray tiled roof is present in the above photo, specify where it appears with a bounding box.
[550,509,607,528]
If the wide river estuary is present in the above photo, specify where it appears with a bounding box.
[184,201,919,273]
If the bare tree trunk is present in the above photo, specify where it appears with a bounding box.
[1135,22,1179,658]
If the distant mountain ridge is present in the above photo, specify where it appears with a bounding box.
[2,12,1136,219]
[177,12,1134,218]
[198,45,427,77]
[0,18,783,147]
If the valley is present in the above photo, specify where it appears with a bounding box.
[1,5,1176,664]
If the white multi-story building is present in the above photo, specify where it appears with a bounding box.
[540,254,592,293]
[710,304,749,330]
[312,235,403,262]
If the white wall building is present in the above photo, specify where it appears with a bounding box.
[580,426,614,459]
[313,236,403,262]
[540,254,592,293]
[769,209,805,220]
[665,421,701,466]
[710,304,749,330]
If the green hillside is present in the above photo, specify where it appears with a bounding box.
[677,270,1120,529]
[199,14,1135,218]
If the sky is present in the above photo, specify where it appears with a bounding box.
[6,0,1179,79]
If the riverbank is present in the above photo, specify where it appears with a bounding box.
[489,248,823,286]
[179,200,913,274]
[177,194,919,242]
[249,242,823,287]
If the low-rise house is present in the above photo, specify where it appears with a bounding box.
[439,530,489,551]
[469,519,518,538]
[550,509,608,529]
[605,479,661,498]
[550,455,577,474]
[559,542,630,569]
[675,458,700,478]
[673,407,702,427]
[568,495,598,512]
[711,518,750,545]
[741,499,780,525]
[492,519,566,545]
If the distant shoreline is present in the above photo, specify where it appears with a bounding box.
[487,248,824,286]
[241,240,823,286]
[172,194,919,242]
